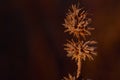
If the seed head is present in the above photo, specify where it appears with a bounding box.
[63,4,94,39]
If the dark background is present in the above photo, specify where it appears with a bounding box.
[1,0,120,80]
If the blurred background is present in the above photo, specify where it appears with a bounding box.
[1,0,120,80]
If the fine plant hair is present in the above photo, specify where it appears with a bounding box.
[62,1,97,80]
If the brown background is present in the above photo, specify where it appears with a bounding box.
[1,0,120,80]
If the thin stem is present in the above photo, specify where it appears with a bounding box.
[76,57,81,79]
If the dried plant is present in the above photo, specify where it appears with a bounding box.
[62,2,97,80]
[63,74,75,80]
[63,5,94,39]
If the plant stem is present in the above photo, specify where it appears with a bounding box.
[76,57,81,79]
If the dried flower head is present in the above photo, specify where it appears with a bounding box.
[63,4,94,39]
[63,74,75,80]
[64,40,97,78]
[64,40,97,61]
